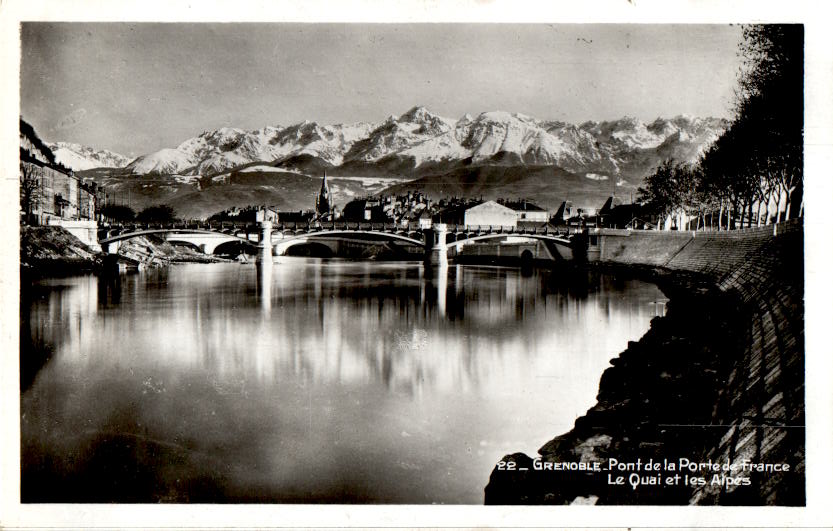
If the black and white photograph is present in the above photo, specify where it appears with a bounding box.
[2,0,832,528]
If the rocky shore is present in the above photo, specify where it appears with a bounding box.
[485,222,804,505]
[20,226,227,278]
[20,226,105,276]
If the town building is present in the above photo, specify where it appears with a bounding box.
[277,210,315,224]
[342,197,388,222]
[596,196,645,229]
[336,189,549,229]
[499,199,549,223]
[255,207,279,223]
[551,201,576,225]
[20,118,100,249]
[436,200,519,227]
[209,205,279,223]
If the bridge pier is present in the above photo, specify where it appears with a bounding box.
[257,220,274,264]
[424,223,449,268]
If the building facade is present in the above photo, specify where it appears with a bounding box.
[20,118,100,249]
[463,200,519,227]
[501,199,549,223]
[20,118,98,226]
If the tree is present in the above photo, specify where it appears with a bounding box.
[638,160,675,226]
[20,162,41,225]
[693,24,803,228]
[101,204,136,222]
[638,160,700,230]
[136,204,177,223]
[735,24,804,221]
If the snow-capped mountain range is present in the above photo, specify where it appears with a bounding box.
[54,106,726,181]
[46,141,132,171]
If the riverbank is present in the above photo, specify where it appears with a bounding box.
[484,220,804,505]
[20,226,228,278]
[20,226,104,276]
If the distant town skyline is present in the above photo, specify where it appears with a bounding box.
[21,23,744,156]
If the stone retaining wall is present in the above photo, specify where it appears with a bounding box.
[485,220,804,505]
[45,219,101,252]
[599,221,804,504]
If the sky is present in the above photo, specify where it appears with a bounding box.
[20,23,744,156]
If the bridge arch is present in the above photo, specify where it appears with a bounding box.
[213,239,259,257]
[100,228,257,245]
[100,228,258,255]
[273,230,425,256]
[450,233,572,247]
[283,241,335,258]
[448,233,574,261]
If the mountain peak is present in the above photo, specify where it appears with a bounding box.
[614,116,643,128]
[398,106,454,129]
[400,105,432,120]
[476,110,535,124]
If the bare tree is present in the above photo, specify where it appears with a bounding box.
[20,162,41,225]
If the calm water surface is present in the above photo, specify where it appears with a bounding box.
[21,259,665,503]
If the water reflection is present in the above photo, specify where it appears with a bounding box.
[256,259,272,316]
[21,260,665,503]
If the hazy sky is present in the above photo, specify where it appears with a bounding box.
[21,23,744,156]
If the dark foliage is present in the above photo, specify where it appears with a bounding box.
[136,204,177,223]
[639,24,803,229]
[101,204,136,222]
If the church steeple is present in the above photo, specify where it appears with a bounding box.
[320,170,329,195]
[315,171,332,218]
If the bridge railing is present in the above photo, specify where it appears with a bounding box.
[445,225,570,236]
[102,220,258,230]
[276,221,425,233]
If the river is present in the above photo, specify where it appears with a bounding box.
[20,259,665,503]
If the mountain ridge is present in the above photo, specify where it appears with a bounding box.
[62,107,726,218]
[45,141,132,171]
[55,106,727,183]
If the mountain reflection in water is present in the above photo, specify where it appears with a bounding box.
[21,259,665,503]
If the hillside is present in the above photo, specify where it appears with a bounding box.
[380,164,634,212]
[78,167,379,219]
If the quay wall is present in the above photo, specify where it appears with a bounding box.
[485,220,804,505]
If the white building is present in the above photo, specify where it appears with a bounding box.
[463,201,518,227]
[502,200,549,223]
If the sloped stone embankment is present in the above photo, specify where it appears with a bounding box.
[484,220,804,505]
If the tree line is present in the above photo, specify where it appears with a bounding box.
[101,204,178,223]
[638,25,803,230]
